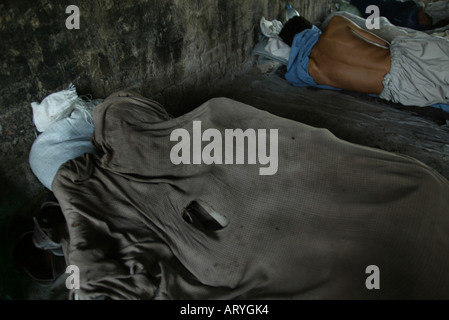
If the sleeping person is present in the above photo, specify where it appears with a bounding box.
[280,15,449,107]
[29,90,449,300]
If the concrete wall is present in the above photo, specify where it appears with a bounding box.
[0,0,332,214]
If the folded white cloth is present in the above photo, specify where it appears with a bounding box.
[29,105,98,190]
[31,84,79,133]
[264,38,291,60]
[31,84,101,133]
[29,85,103,190]
[260,17,284,39]
[258,17,291,62]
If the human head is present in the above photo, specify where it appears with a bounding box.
[279,16,313,46]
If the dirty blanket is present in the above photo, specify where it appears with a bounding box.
[53,91,449,299]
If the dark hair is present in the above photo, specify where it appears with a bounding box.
[279,16,313,46]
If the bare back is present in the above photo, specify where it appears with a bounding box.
[309,16,391,95]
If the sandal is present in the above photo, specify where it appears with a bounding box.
[32,195,66,257]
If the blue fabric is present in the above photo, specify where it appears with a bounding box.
[285,26,341,90]
[430,103,449,113]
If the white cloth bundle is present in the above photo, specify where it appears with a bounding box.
[259,17,291,62]
[31,84,79,133]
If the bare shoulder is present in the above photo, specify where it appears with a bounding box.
[326,14,389,48]
[328,15,352,26]
[326,15,356,32]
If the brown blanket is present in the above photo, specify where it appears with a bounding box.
[53,91,449,299]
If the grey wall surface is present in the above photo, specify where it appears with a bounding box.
[0,0,332,214]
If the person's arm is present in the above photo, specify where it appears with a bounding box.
[329,15,390,48]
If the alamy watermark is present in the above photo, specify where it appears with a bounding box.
[65,265,80,289]
[65,5,80,30]
[64,5,380,31]
[64,264,380,292]
[170,121,279,175]
[365,265,380,290]
[365,5,380,30]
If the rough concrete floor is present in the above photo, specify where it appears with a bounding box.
[5,61,449,299]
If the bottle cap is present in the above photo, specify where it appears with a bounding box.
[286,4,291,10]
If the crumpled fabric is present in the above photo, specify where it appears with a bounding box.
[31,84,79,133]
[259,17,291,61]
[53,92,449,300]
[380,31,449,106]
[260,17,284,38]
[31,84,100,133]
[29,85,103,190]
[425,0,449,27]
[264,38,291,60]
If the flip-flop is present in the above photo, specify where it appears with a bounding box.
[32,196,66,257]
